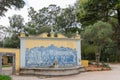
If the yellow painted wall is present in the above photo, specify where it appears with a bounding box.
[25,39,77,49]
[0,48,20,72]
[81,60,89,67]
[20,33,81,68]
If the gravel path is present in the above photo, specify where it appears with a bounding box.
[11,64,120,80]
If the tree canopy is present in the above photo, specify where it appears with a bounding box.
[76,0,120,61]
[26,5,81,37]
[76,0,120,26]
[2,14,25,48]
[0,0,25,16]
[82,21,113,46]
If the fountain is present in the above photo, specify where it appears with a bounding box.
[19,31,85,76]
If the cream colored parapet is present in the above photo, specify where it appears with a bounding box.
[27,33,67,39]
[57,34,66,38]
[36,33,48,38]
[50,26,54,38]
[22,33,81,39]
[75,35,81,39]
[20,32,25,37]
[75,31,80,39]
[20,31,80,39]
[51,33,54,38]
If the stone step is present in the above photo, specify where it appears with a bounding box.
[19,66,85,76]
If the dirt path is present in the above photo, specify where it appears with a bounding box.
[11,64,120,80]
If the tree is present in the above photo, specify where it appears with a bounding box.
[27,5,62,35]
[76,0,120,25]
[82,21,113,62]
[3,14,25,48]
[56,6,75,31]
[81,41,98,60]
[8,14,25,35]
[4,34,20,48]
[27,5,81,37]
[76,0,120,58]
[0,25,10,47]
[0,0,25,16]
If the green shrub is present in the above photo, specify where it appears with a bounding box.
[0,75,11,80]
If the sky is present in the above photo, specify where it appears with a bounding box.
[0,0,77,27]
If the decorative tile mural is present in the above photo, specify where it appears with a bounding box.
[25,44,77,67]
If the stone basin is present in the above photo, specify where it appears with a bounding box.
[19,66,85,76]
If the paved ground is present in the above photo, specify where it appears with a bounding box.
[9,64,120,80]
[2,67,12,75]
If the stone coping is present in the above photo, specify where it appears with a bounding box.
[20,37,81,41]
[20,66,83,70]
[19,65,85,76]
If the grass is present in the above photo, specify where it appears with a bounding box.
[0,75,11,80]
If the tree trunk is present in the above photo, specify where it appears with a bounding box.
[117,8,120,25]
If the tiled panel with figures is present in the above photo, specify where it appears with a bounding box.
[25,44,77,67]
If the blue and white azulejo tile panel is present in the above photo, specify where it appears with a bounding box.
[25,44,78,67]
